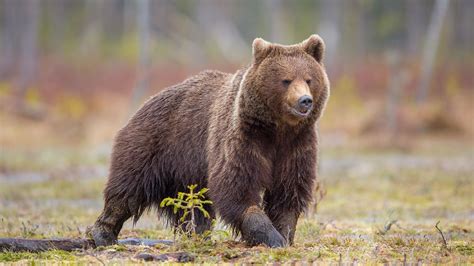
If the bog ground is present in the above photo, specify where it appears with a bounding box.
[1,0,473,264]
[0,135,472,263]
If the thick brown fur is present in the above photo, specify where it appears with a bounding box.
[89,35,330,248]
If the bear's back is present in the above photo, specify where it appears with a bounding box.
[110,70,232,191]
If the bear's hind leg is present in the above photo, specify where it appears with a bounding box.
[89,202,132,246]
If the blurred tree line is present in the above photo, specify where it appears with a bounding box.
[0,0,472,135]
[1,0,472,67]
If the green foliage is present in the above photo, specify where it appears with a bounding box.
[160,184,213,234]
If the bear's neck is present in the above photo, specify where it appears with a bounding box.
[232,67,312,141]
[230,68,274,137]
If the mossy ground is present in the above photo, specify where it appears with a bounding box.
[0,137,473,264]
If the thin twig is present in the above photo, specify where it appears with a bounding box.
[394,222,409,232]
[435,221,448,250]
[378,219,397,235]
[328,220,341,230]
[84,250,106,266]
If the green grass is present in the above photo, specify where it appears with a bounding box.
[0,250,77,263]
[0,142,473,263]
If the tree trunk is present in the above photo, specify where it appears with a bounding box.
[48,0,66,51]
[17,0,40,105]
[80,0,104,56]
[195,0,246,63]
[453,0,474,54]
[0,0,18,78]
[130,0,151,110]
[263,0,287,43]
[385,51,409,139]
[318,0,341,75]
[406,0,425,55]
[416,0,449,103]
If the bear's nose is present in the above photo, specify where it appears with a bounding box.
[297,95,313,112]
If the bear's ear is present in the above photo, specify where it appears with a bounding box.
[252,37,272,64]
[301,34,325,63]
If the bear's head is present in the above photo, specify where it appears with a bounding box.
[242,35,330,127]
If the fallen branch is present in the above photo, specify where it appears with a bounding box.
[0,238,94,252]
[0,238,173,253]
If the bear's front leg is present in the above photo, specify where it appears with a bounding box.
[264,135,318,245]
[208,144,286,248]
[241,206,287,247]
[209,189,287,248]
[264,200,299,245]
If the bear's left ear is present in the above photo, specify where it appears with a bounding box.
[252,37,272,65]
[301,34,325,63]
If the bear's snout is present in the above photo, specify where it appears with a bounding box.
[285,80,313,118]
[297,95,313,113]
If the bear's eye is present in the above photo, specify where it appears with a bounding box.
[306,79,312,86]
[282,79,292,86]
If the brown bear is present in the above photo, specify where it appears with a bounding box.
[89,35,330,248]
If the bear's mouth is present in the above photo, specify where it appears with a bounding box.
[289,106,312,118]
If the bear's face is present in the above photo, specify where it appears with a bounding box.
[246,35,329,126]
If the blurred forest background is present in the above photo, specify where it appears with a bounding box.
[0,0,473,263]
[0,0,472,150]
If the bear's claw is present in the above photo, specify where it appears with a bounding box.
[265,227,287,248]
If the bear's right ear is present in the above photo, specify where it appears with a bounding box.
[252,38,272,64]
[301,34,325,63]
